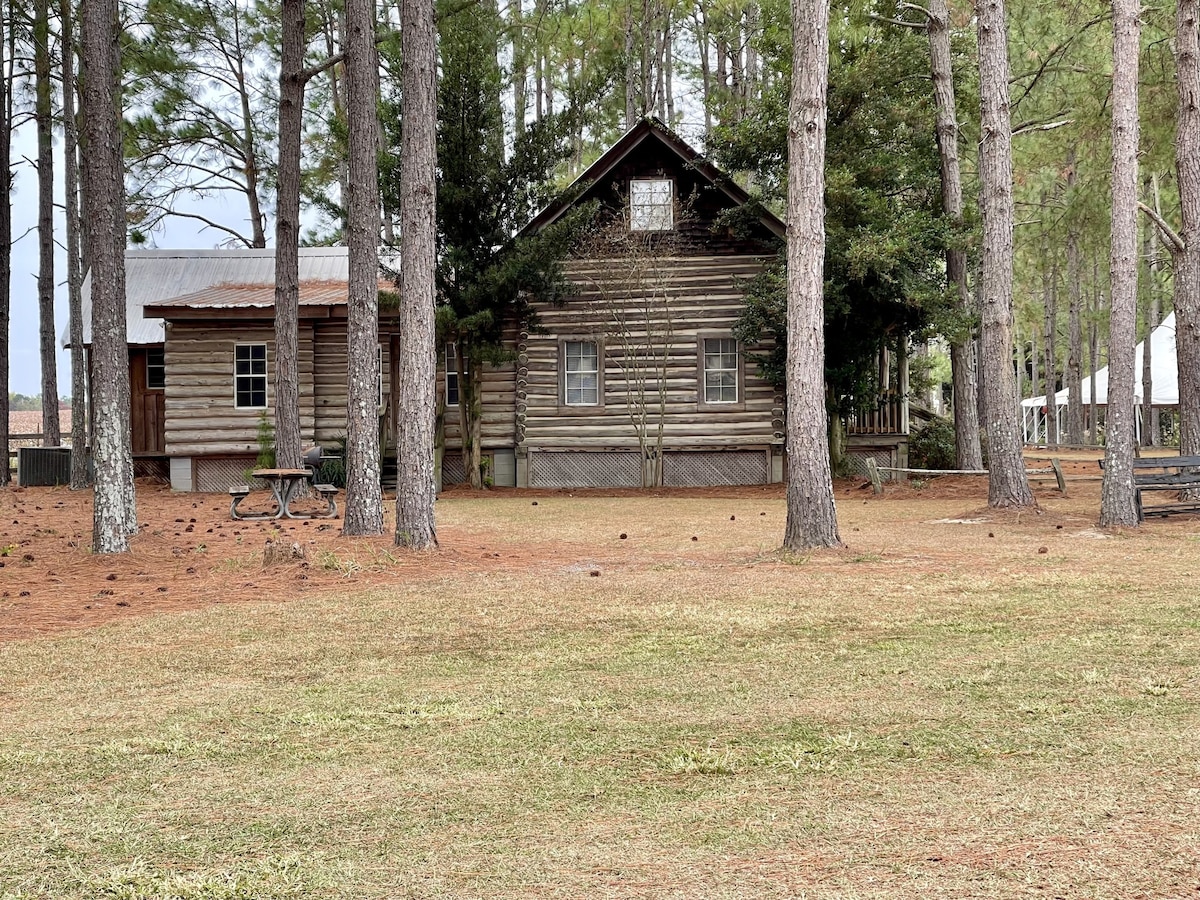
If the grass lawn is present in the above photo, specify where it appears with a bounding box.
[2,488,1199,898]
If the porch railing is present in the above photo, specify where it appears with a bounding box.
[845,393,909,436]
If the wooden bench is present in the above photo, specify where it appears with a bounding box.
[1129,455,1200,521]
[228,484,253,519]
[312,483,338,518]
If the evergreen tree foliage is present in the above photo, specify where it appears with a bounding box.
[381,0,589,488]
[720,15,956,419]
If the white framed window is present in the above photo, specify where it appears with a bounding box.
[445,342,460,406]
[702,338,739,404]
[563,340,600,406]
[630,178,673,231]
[146,346,165,390]
[234,343,267,409]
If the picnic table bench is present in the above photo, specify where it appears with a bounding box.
[229,466,339,520]
[1125,455,1200,521]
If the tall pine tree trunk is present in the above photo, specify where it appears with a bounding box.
[975,0,1034,507]
[1042,225,1058,446]
[343,0,384,535]
[1066,154,1084,444]
[928,0,982,469]
[783,0,840,551]
[0,5,10,486]
[273,0,305,472]
[1090,259,1101,445]
[36,0,59,446]
[1141,177,1156,445]
[1175,0,1200,463]
[82,0,136,551]
[1101,0,1140,527]
[62,0,88,488]
[395,0,438,549]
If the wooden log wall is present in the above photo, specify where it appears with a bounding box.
[437,325,519,452]
[163,322,316,456]
[312,322,394,444]
[517,256,784,450]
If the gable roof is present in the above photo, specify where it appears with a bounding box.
[521,117,786,239]
[64,247,352,348]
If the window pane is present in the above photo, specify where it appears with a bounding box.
[564,341,600,405]
[146,347,166,388]
[446,343,459,405]
[702,338,738,403]
[630,179,673,231]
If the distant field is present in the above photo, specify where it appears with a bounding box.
[8,409,71,442]
[0,481,1197,898]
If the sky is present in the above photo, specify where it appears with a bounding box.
[7,125,231,398]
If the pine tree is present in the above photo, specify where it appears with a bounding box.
[976,0,1035,508]
[342,0,384,535]
[1101,0,1140,527]
[394,0,439,549]
[82,0,136,551]
[783,0,840,550]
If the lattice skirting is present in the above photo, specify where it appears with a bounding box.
[134,458,169,483]
[194,456,257,493]
[441,451,466,487]
[530,451,642,488]
[843,447,896,480]
[662,451,768,486]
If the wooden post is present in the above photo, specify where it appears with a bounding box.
[1051,456,1066,492]
[866,457,883,495]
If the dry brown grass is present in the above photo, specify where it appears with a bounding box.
[1,475,1199,898]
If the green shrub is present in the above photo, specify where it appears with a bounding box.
[316,435,347,488]
[908,417,957,470]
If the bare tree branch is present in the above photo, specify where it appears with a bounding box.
[1138,200,1186,255]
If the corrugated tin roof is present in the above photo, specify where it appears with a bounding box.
[148,280,351,309]
[63,247,354,348]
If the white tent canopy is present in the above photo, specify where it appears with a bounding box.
[1021,312,1178,441]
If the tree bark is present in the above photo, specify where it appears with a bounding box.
[0,5,10,486]
[1042,223,1058,446]
[975,0,1035,508]
[343,0,384,535]
[273,0,305,473]
[1090,259,1100,445]
[62,0,88,488]
[1175,0,1200,463]
[36,0,59,446]
[512,0,526,130]
[395,0,439,549]
[783,0,841,551]
[1065,154,1084,445]
[82,0,136,551]
[624,2,638,126]
[1101,0,1140,528]
[1140,177,1156,445]
[1144,175,1163,444]
[927,0,982,470]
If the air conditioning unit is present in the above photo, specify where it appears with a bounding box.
[17,447,72,486]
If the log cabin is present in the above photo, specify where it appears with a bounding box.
[72,247,402,492]
[69,121,909,492]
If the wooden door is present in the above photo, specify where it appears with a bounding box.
[129,347,166,455]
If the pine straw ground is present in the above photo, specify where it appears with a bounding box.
[1,458,1198,898]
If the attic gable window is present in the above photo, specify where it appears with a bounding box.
[630,178,673,231]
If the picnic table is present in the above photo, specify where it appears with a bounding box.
[229,467,339,520]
